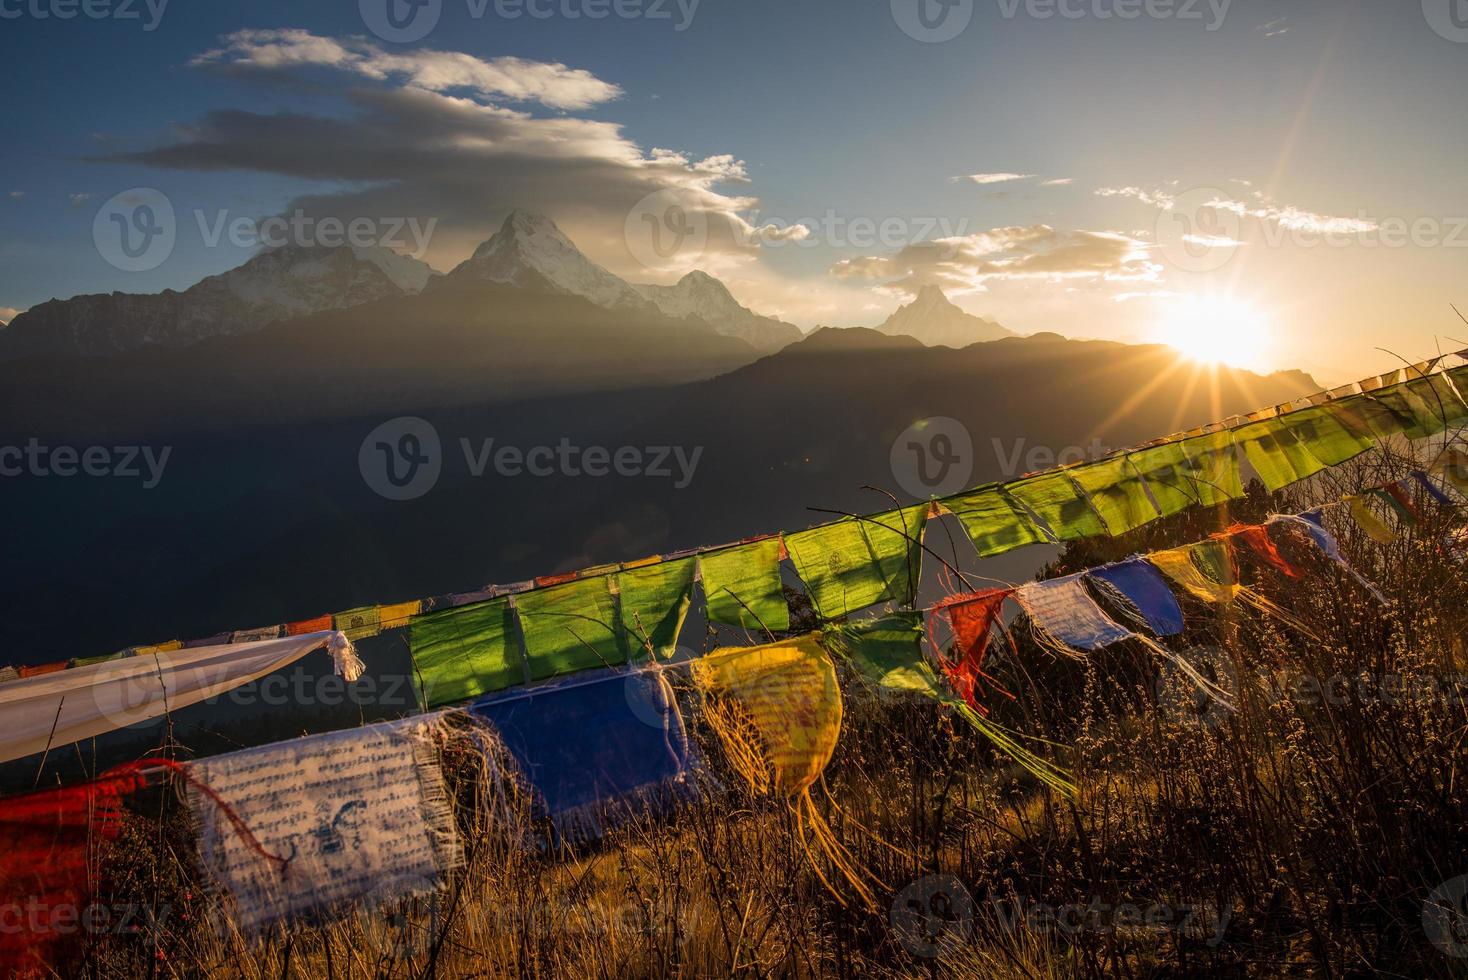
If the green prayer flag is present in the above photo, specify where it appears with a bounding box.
[699,538,789,631]
[1370,376,1464,438]
[1232,418,1326,492]
[1191,540,1237,587]
[826,613,945,696]
[516,576,624,680]
[1070,457,1162,535]
[1007,471,1107,541]
[333,605,380,642]
[785,505,927,620]
[1326,394,1409,442]
[410,597,522,707]
[1281,406,1374,466]
[1126,443,1196,517]
[615,557,694,660]
[942,486,1048,557]
[1176,431,1244,506]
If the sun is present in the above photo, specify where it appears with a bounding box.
[1152,294,1273,372]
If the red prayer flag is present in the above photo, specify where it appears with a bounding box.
[17,662,67,679]
[1228,524,1303,579]
[285,614,333,636]
[931,589,1013,710]
[0,760,158,975]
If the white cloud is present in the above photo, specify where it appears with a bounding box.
[8,191,23,199]
[191,28,622,111]
[959,172,1036,185]
[69,193,92,208]
[1096,184,1378,236]
[0,307,20,325]
[830,224,1160,296]
[1039,178,1074,187]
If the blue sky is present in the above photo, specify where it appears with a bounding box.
[2,0,1466,381]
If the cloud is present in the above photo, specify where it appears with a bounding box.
[69,193,92,208]
[191,29,622,111]
[959,172,1036,185]
[0,307,19,325]
[1258,17,1289,37]
[1096,185,1377,236]
[830,224,1160,296]
[8,191,23,199]
[1039,178,1074,187]
[100,33,775,273]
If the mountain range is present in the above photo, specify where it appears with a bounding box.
[0,210,1025,359]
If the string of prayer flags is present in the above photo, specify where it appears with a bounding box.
[692,634,877,905]
[1326,394,1411,443]
[1007,471,1108,541]
[516,576,625,680]
[1232,417,1328,492]
[930,588,1013,709]
[411,597,523,708]
[614,556,695,660]
[698,537,790,632]
[1071,456,1163,535]
[785,505,927,620]
[1085,559,1185,637]
[0,632,341,765]
[471,669,698,842]
[0,760,155,975]
[1014,574,1133,654]
[187,715,462,936]
[941,486,1049,557]
[1369,375,1464,438]
[1381,483,1424,524]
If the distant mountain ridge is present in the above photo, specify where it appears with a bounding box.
[875,284,1014,347]
[1,244,437,358]
[635,271,802,351]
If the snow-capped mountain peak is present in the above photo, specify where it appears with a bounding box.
[448,210,653,311]
[634,270,802,352]
[876,284,1013,348]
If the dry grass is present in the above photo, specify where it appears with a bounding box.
[67,442,1468,979]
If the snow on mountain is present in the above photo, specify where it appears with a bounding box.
[1,244,438,358]
[875,285,1014,348]
[443,210,654,312]
[635,271,803,352]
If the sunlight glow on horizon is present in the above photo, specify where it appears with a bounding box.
[1152,294,1275,374]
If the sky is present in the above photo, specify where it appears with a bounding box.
[1,0,1466,383]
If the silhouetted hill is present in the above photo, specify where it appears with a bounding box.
[0,327,1316,663]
